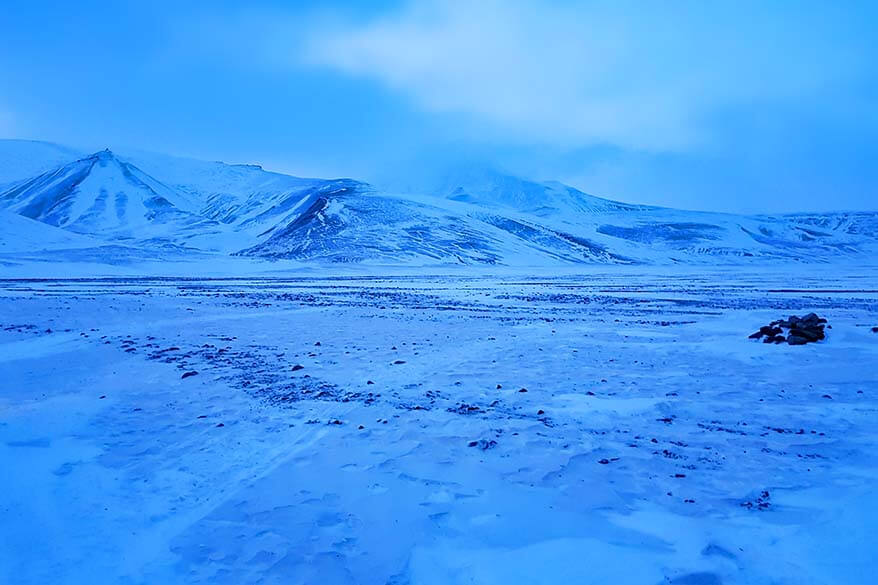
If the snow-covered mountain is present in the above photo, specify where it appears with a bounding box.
[237,182,877,265]
[236,184,629,264]
[0,139,84,187]
[0,150,223,245]
[115,150,327,232]
[1,139,876,267]
[433,164,641,216]
[0,209,99,255]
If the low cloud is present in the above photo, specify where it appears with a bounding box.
[0,106,17,137]
[303,0,871,152]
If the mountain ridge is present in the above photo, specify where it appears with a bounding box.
[0,140,876,267]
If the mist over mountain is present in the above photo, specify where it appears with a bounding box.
[1,139,876,268]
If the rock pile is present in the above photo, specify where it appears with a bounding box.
[749,313,828,345]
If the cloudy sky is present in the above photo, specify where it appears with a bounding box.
[1,0,875,212]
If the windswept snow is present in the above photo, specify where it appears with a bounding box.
[433,165,640,216]
[1,269,877,584]
[0,139,83,186]
[0,210,100,254]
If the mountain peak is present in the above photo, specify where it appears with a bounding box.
[0,148,205,236]
[1,141,877,265]
[84,148,119,163]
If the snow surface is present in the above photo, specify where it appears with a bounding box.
[0,139,83,187]
[1,268,877,584]
[0,210,101,255]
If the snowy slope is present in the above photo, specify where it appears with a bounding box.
[120,150,330,235]
[0,139,83,186]
[0,150,226,244]
[546,207,877,264]
[420,167,878,263]
[1,141,876,266]
[238,183,878,265]
[435,165,641,216]
[0,209,100,253]
[237,185,631,265]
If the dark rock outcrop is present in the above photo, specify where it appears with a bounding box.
[749,313,827,346]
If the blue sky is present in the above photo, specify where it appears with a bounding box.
[1,0,876,213]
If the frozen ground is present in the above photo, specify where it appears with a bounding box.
[1,268,877,584]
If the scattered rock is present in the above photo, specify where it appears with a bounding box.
[181,371,198,379]
[291,364,305,371]
[750,313,828,346]
[794,327,822,342]
[750,325,782,339]
[741,490,771,510]
[468,439,498,450]
[448,403,482,415]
